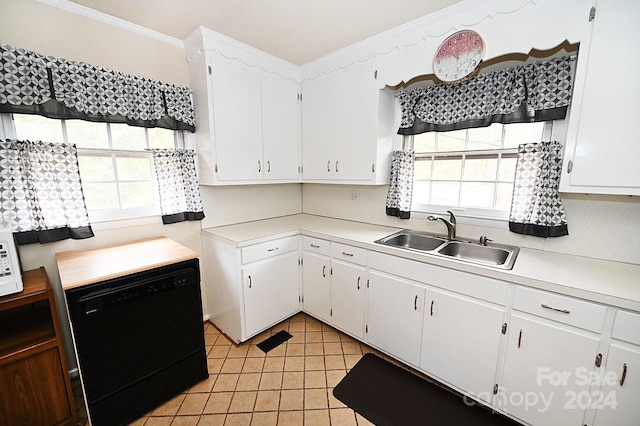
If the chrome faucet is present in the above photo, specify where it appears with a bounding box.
[427,210,457,240]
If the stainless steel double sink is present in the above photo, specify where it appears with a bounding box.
[374,229,520,270]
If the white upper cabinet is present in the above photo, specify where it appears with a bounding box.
[301,59,395,184]
[185,27,301,185]
[560,0,640,195]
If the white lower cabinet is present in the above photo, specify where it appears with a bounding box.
[421,286,505,403]
[243,251,300,338]
[366,271,425,367]
[498,286,608,425]
[301,246,331,322]
[330,258,366,339]
[592,310,640,425]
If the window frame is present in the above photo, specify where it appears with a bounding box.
[407,121,558,226]
[1,113,185,224]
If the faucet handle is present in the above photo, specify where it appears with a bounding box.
[479,235,492,246]
[446,210,457,225]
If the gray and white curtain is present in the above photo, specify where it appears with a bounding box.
[0,44,195,132]
[396,56,573,135]
[152,149,204,224]
[509,141,568,237]
[385,150,415,219]
[0,139,94,244]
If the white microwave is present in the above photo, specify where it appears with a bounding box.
[0,227,23,297]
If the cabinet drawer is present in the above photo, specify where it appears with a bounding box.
[242,236,299,264]
[301,236,330,256]
[331,243,367,266]
[612,310,640,345]
[512,286,607,333]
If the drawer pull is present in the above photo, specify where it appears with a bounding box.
[310,244,320,248]
[620,363,627,386]
[541,303,571,314]
[341,251,354,257]
[267,247,279,252]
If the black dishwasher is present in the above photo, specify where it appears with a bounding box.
[66,258,208,426]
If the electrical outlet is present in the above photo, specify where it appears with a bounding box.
[349,190,360,203]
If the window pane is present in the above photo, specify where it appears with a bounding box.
[432,158,462,180]
[436,130,466,151]
[431,182,459,205]
[412,181,431,205]
[13,114,63,142]
[78,155,115,181]
[148,128,176,149]
[460,182,495,208]
[116,156,152,181]
[467,124,503,150]
[414,158,432,180]
[119,182,154,208]
[503,122,544,148]
[463,157,497,181]
[496,183,514,211]
[111,124,146,150]
[83,182,119,210]
[66,120,109,148]
[498,156,517,181]
[414,133,436,152]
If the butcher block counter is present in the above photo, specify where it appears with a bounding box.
[56,236,198,290]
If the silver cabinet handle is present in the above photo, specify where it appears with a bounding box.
[430,300,434,316]
[267,247,279,252]
[327,160,331,172]
[248,275,252,288]
[322,265,326,277]
[414,295,418,310]
[335,161,339,172]
[620,363,628,386]
[310,244,320,248]
[341,252,354,257]
[267,160,271,173]
[258,160,261,172]
[357,276,361,290]
[518,329,523,348]
[541,304,570,314]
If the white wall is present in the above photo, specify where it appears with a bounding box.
[302,184,640,265]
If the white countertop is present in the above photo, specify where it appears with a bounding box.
[202,214,640,312]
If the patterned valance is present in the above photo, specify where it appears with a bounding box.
[396,56,573,135]
[0,44,195,132]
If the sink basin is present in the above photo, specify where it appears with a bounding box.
[375,230,447,252]
[375,230,519,270]
[437,241,519,269]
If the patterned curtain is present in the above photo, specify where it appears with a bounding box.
[0,44,195,132]
[509,141,568,237]
[385,150,415,219]
[0,139,94,244]
[396,56,573,135]
[152,149,205,224]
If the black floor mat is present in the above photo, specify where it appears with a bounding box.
[256,330,292,353]
[333,353,521,426]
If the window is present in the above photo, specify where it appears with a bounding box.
[8,114,182,222]
[407,122,553,221]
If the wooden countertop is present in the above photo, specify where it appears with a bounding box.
[56,236,198,290]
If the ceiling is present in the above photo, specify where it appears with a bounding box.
[67,0,463,65]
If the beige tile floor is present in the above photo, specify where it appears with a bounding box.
[74,312,407,425]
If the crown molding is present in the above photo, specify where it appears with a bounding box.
[37,0,184,49]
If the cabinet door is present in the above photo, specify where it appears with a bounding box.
[593,343,640,425]
[243,251,300,338]
[210,53,263,181]
[421,287,504,402]
[301,251,330,322]
[366,271,425,367]
[561,0,640,194]
[333,60,376,181]
[262,73,300,181]
[330,260,366,339]
[301,76,334,180]
[500,313,601,425]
